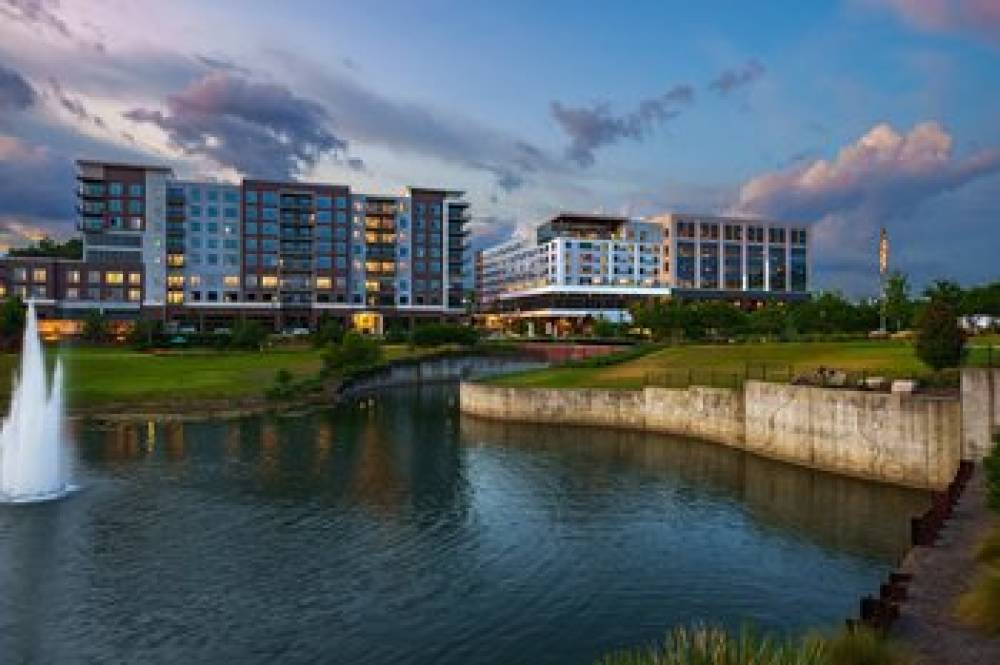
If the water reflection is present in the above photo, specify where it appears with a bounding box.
[0,385,931,665]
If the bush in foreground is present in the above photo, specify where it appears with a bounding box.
[598,625,909,665]
[914,297,966,371]
[323,331,383,375]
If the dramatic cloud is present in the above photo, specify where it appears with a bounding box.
[0,0,104,51]
[550,84,695,167]
[47,77,105,128]
[869,0,1000,45]
[0,62,36,110]
[734,122,1000,291]
[0,134,75,223]
[279,53,557,191]
[124,72,352,179]
[708,59,765,95]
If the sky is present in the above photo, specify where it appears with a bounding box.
[0,0,998,295]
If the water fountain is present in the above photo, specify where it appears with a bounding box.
[0,301,72,503]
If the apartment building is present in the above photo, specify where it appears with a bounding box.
[0,160,470,336]
[478,212,809,334]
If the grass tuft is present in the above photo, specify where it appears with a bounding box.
[597,624,908,665]
[956,566,1000,635]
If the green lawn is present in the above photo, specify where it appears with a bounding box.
[492,340,992,390]
[0,343,448,407]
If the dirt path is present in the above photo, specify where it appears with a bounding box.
[892,468,1000,664]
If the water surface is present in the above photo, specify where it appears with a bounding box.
[0,385,928,664]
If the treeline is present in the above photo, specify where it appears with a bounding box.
[629,275,1000,342]
[7,237,82,260]
[629,294,880,341]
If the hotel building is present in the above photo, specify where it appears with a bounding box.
[478,212,810,334]
[0,160,470,337]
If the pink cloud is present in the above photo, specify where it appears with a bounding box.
[869,0,1000,45]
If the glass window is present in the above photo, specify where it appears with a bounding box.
[32,268,46,282]
[128,288,141,301]
[223,275,240,288]
[207,254,219,266]
[129,272,141,285]
[207,190,219,202]
[224,190,239,203]
[67,270,80,284]
[105,272,124,285]
[244,222,257,235]
[262,207,278,220]
[261,191,278,206]
[224,206,238,219]
[128,183,143,197]
[128,200,143,214]
[108,182,123,196]
[317,256,332,269]
[207,222,219,234]
[108,199,122,213]
[316,196,332,209]
[189,205,202,217]
[207,206,219,218]
[245,190,257,204]
[88,270,101,284]
[190,221,202,232]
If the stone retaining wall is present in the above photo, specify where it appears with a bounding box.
[460,381,963,490]
[961,368,1000,459]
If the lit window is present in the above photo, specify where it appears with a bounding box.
[66,287,78,300]
[32,268,47,282]
[167,254,185,267]
[315,277,332,289]
[167,291,184,304]
[128,272,141,285]
[67,270,80,284]
[167,275,184,287]
[223,275,240,288]
[261,275,278,288]
[189,275,202,287]
[0,284,6,297]
[14,268,26,282]
[105,272,125,285]
[128,288,141,302]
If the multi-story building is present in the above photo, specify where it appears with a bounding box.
[479,212,810,334]
[0,160,470,337]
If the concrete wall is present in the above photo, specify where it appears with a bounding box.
[460,380,963,490]
[962,368,1000,459]
[744,382,960,490]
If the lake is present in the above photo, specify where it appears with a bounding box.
[0,384,928,664]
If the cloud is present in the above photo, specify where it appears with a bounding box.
[124,72,353,180]
[194,54,251,75]
[734,121,1000,292]
[550,84,695,167]
[47,77,105,127]
[0,134,75,224]
[277,52,557,191]
[708,59,765,95]
[0,62,36,110]
[867,0,1000,45]
[0,0,105,51]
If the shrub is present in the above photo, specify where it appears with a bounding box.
[82,309,109,344]
[384,322,408,344]
[127,319,162,350]
[312,318,344,348]
[915,297,966,371]
[323,331,383,374]
[591,316,620,339]
[265,368,295,400]
[411,323,478,347]
[230,320,268,350]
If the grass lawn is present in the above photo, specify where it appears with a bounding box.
[492,339,992,390]
[0,343,451,407]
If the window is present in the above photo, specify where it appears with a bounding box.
[88,270,101,284]
[105,271,124,285]
[315,277,332,289]
[108,199,123,213]
[224,190,239,203]
[245,190,257,204]
[317,196,332,209]
[129,272,141,285]
[167,291,184,304]
[207,254,219,266]
[261,275,278,288]
[223,275,240,288]
[224,207,238,219]
[128,183,143,197]
[207,190,219,202]
[66,287,78,300]
[189,205,202,217]
[31,285,47,298]
[207,207,219,219]
[108,182,123,196]
[127,200,143,214]
[129,217,143,230]
[128,288,141,301]
[207,222,219,234]
[261,191,278,206]
[32,268,46,282]
[224,254,239,266]
[67,270,80,284]
[167,275,184,287]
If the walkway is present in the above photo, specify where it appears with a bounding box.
[893,468,1000,664]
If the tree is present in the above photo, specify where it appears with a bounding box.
[923,279,964,310]
[915,297,966,371]
[82,309,109,344]
[230,320,267,350]
[312,317,345,348]
[127,319,162,349]
[7,236,83,259]
[323,331,382,374]
[747,304,787,338]
[883,271,913,332]
[591,315,618,338]
[0,296,25,350]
